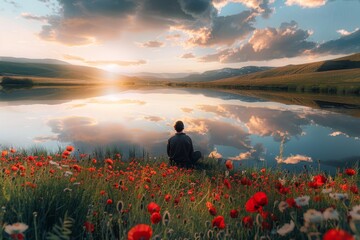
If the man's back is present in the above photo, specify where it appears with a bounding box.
[167,133,194,163]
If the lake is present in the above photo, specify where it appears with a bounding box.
[1,86,360,171]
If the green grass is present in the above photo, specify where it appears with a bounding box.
[0,148,359,239]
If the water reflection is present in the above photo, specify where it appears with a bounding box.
[0,87,359,171]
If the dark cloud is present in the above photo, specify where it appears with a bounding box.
[186,11,256,46]
[312,29,360,55]
[201,21,316,62]
[21,13,48,22]
[142,40,165,48]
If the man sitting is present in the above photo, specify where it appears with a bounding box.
[167,120,202,167]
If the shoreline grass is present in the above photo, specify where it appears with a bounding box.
[0,147,359,239]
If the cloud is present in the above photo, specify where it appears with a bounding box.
[213,0,274,18]
[329,131,349,137]
[209,149,223,158]
[88,98,146,105]
[144,116,165,122]
[181,107,194,113]
[85,59,147,66]
[229,143,265,161]
[45,116,169,155]
[183,11,256,47]
[276,154,313,164]
[33,135,59,143]
[181,53,196,59]
[312,29,360,55]
[63,54,85,61]
[141,40,165,48]
[201,21,316,62]
[4,0,19,8]
[285,0,327,8]
[62,54,146,66]
[21,13,48,22]
[337,28,359,36]
[198,104,309,141]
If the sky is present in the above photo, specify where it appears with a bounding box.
[0,0,360,73]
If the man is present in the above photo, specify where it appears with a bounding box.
[167,120,202,167]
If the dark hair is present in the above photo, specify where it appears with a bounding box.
[174,121,184,132]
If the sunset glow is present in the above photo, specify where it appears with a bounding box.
[1,0,359,73]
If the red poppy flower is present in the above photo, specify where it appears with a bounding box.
[242,216,253,228]
[147,202,160,214]
[127,224,153,240]
[106,199,113,205]
[84,221,94,233]
[105,158,114,165]
[208,206,217,216]
[245,198,260,213]
[310,175,327,188]
[66,145,74,152]
[230,209,238,218]
[224,179,231,189]
[323,229,354,240]
[350,185,359,194]
[164,194,172,202]
[150,212,161,224]
[212,216,226,229]
[253,192,268,206]
[225,160,233,170]
[345,168,356,176]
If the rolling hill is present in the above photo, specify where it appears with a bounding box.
[203,53,360,94]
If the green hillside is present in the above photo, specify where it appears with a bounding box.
[205,53,360,94]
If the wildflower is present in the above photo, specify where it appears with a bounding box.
[150,212,161,224]
[164,194,172,202]
[64,171,73,177]
[345,168,356,176]
[329,193,348,201]
[225,160,233,170]
[323,207,339,221]
[106,199,113,205]
[322,188,333,194]
[294,195,310,207]
[4,222,28,239]
[127,224,152,240]
[323,229,354,240]
[230,209,238,218]
[2,150,8,157]
[223,179,231,189]
[277,220,295,236]
[350,185,359,194]
[242,216,253,228]
[303,209,323,224]
[147,202,160,214]
[105,158,113,165]
[212,216,226,229]
[84,221,94,233]
[349,205,360,221]
[278,201,289,212]
[66,145,74,152]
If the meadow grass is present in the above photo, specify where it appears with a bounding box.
[0,147,359,240]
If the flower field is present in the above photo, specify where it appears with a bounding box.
[0,147,359,240]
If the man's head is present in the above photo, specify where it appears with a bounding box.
[174,120,184,133]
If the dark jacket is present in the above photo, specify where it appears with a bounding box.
[167,133,194,163]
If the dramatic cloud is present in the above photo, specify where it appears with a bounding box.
[201,21,316,62]
[312,29,360,55]
[198,104,309,141]
[329,131,349,137]
[184,11,256,46]
[276,154,313,164]
[181,53,196,59]
[142,40,165,48]
[285,0,326,8]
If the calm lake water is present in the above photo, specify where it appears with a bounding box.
[1,86,360,171]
